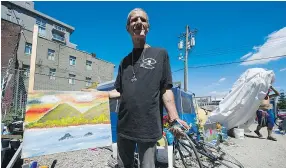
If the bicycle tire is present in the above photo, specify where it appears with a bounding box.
[180,140,217,168]
[202,143,244,168]
[174,138,203,168]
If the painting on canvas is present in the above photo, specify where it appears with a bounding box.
[21,91,112,158]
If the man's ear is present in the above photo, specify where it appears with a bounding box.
[126,25,130,32]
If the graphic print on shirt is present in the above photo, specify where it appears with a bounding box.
[140,57,157,69]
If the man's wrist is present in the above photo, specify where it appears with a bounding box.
[169,116,179,123]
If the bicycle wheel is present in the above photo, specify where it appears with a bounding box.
[173,138,203,168]
[202,143,244,168]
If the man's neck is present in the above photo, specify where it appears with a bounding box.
[132,38,146,49]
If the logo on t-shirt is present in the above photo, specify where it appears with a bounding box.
[140,58,157,69]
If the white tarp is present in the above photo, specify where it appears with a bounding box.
[208,68,275,130]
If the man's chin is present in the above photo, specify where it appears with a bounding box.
[133,34,146,38]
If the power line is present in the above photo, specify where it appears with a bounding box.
[172,55,286,73]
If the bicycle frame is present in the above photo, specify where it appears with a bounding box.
[174,131,243,168]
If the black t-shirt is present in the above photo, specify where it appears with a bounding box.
[114,47,173,142]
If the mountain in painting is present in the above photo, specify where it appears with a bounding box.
[83,102,109,119]
[37,103,81,123]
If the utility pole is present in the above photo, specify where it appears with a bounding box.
[178,25,197,92]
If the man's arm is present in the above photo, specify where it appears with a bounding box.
[160,49,189,135]
[162,88,190,137]
[162,88,179,122]
[108,89,121,98]
[80,89,120,98]
[269,86,280,98]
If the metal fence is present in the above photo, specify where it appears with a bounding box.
[1,68,28,124]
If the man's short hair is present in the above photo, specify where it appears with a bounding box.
[126,8,149,26]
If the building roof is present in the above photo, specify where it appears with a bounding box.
[9,1,75,33]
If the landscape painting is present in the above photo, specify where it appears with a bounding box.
[21,91,112,158]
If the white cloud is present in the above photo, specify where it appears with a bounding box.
[240,52,253,60]
[40,95,60,104]
[205,77,227,88]
[218,78,226,82]
[240,27,286,65]
[74,94,93,102]
[280,68,286,72]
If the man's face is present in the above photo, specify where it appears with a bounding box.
[127,10,149,39]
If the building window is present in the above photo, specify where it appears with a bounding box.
[23,65,30,77]
[36,17,46,28]
[69,56,76,66]
[48,49,55,61]
[69,74,76,85]
[49,69,56,80]
[25,43,32,55]
[38,26,46,37]
[54,24,66,32]
[86,60,92,70]
[86,77,92,87]
[36,17,46,37]
[52,33,65,42]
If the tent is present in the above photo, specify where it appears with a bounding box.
[96,81,199,143]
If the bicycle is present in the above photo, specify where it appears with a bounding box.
[275,110,286,127]
[171,120,244,168]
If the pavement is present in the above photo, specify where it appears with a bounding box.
[221,124,286,168]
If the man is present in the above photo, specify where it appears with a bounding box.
[254,86,280,141]
[109,8,189,168]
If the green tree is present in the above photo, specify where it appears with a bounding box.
[278,90,286,109]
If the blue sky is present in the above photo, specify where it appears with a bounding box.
[35,1,286,98]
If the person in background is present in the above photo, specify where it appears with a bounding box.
[108,8,189,168]
[254,86,280,141]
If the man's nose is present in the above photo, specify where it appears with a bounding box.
[136,18,142,24]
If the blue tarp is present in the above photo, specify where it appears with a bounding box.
[97,81,198,143]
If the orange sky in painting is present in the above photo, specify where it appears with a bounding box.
[25,104,55,122]
[25,91,108,123]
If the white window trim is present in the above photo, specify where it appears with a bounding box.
[48,49,55,61]
[86,61,92,70]
[49,69,56,80]
[25,43,32,55]
[69,74,76,85]
[23,67,30,77]
[69,56,76,66]
[38,26,46,37]
[86,78,92,87]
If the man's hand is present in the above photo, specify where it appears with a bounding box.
[169,118,190,139]
[162,88,190,138]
